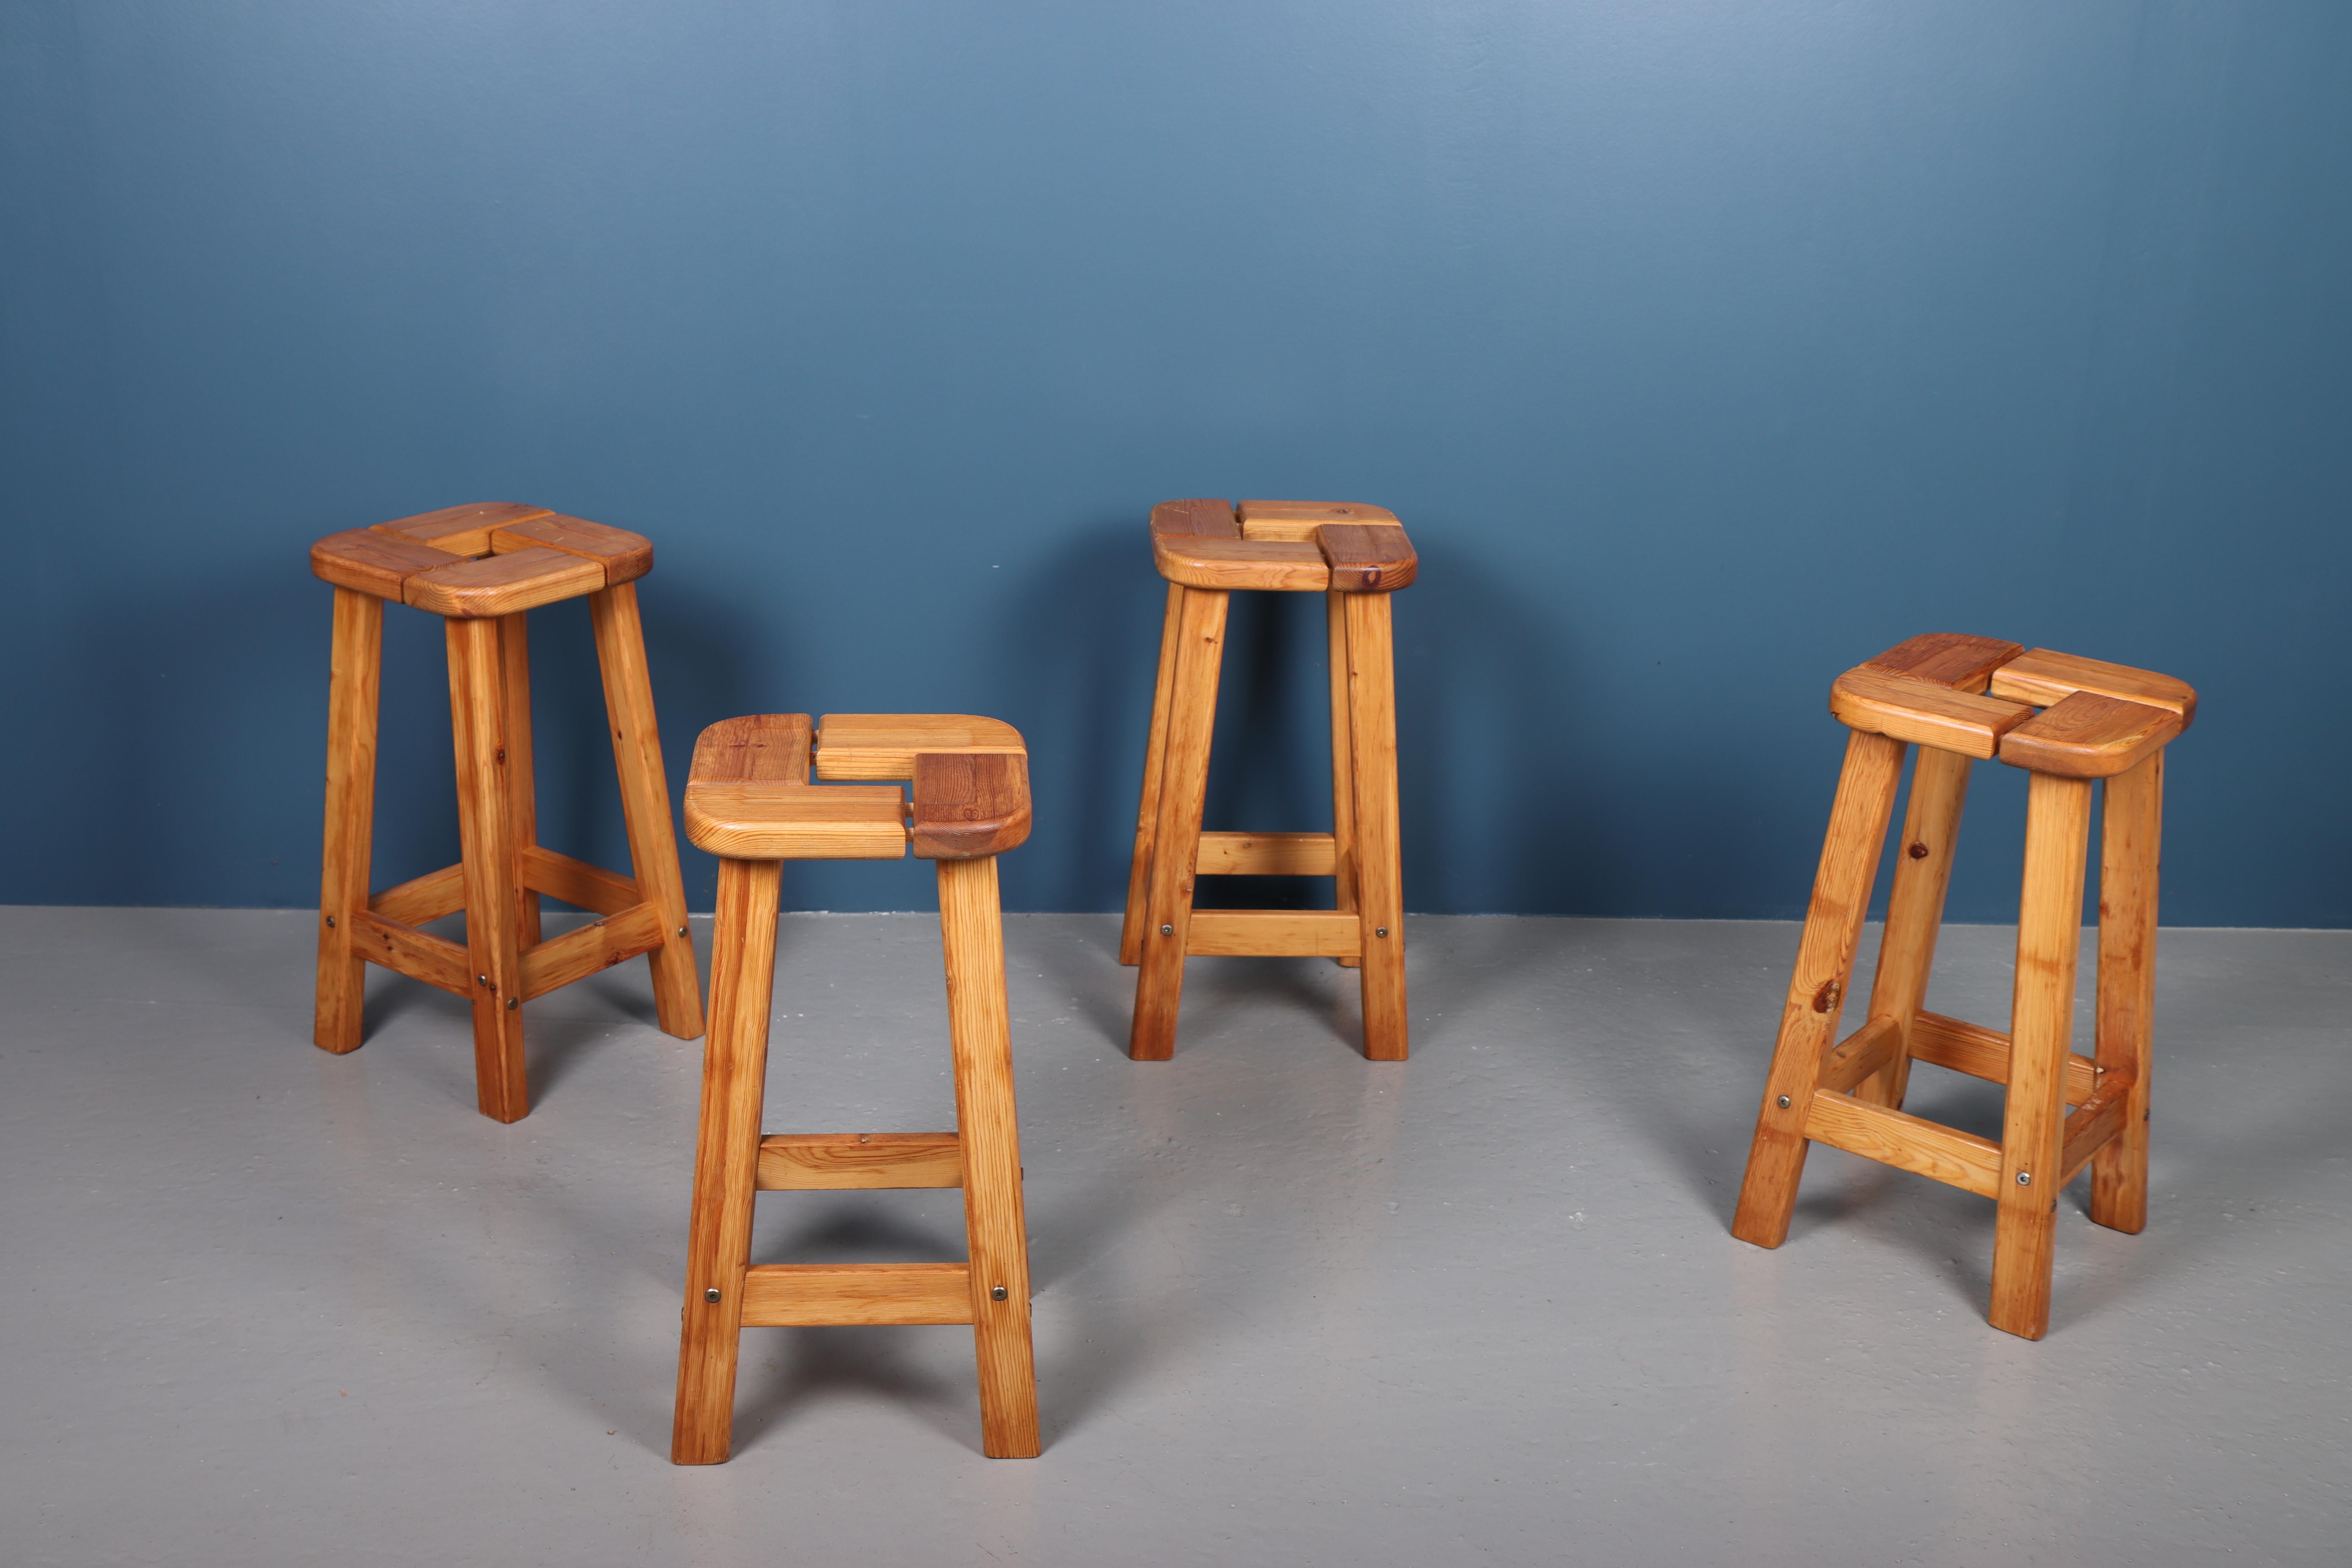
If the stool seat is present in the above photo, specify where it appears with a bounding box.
[1735,632,2197,1339]
[672,713,1041,1462]
[311,503,653,616]
[1149,499,1418,592]
[683,714,1033,860]
[308,502,700,1123]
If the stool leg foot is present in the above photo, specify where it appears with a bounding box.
[1733,730,1907,1248]
[1327,591,1362,969]
[1988,771,2094,1340]
[448,618,531,1122]
[1858,746,1973,1109]
[1120,583,1186,968]
[1130,588,1227,1061]
[673,858,781,1464]
[590,583,706,1042]
[497,611,543,950]
[315,587,381,1055]
[1343,592,1407,1059]
[2091,752,2162,1236]
[940,857,1040,1457]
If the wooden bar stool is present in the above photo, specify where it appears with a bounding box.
[1120,499,1418,1061]
[309,503,704,1123]
[1732,635,2197,1339]
[672,713,1039,1462]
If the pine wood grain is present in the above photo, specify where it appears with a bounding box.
[1732,729,1906,1248]
[1986,771,2093,1340]
[1152,535,1332,592]
[589,583,704,1041]
[2091,750,2162,1234]
[1344,590,1408,1060]
[314,588,382,1053]
[1855,744,1973,1107]
[1997,691,2182,780]
[518,901,666,1000]
[350,910,471,996]
[1130,587,1228,1060]
[684,782,908,859]
[1185,910,1364,958]
[1149,497,1240,537]
[756,1133,963,1190]
[671,856,782,1466]
[1830,667,2034,759]
[310,529,466,600]
[738,1264,976,1327]
[938,854,1041,1457]
[1989,648,2197,725]
[405,547,604,619]
[445,616,531,1122]
[489,512,654,585]
[497,613,542,949]
[691,714,813,785]
[1909,1010,2102,1106]
[1327,592,1361,965]
[910,752,1032,860]
[1801,1092,2003,1198]
[1317,523,1418,592]
[1861,633,2024,693]
[1121,583,1188,967]
[1194,831,1339,877]
[372,501,550,558]
[518,846,638,916]
[367,863,466,927]
[814,714,1025,781]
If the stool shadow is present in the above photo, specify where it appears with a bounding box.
[728,1205,973,1450]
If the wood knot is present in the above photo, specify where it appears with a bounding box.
[1811,978,1842,1014]
[1907,841,1929,860]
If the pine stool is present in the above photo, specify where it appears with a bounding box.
[672,713,1039,1462]
[1120,499,1418,1061]
[309,503,704,1123]
[1732,635,2196,1339]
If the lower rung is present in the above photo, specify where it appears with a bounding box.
[1185,909,1363,958]
[739,1263,974,1326]
[757,1133,962,1190]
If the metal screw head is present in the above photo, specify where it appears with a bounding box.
[676,926,688,938]
[1376,927,1389,938]
[704,1288,720,1303]
[1161,924,1173,936]
[1777,1095,1791,1109]
[2016,1171,2033,1186]
[506,997,518,1010]
[324,915,336,928]
[477,974,490,987]
[990,1285,1008,1302]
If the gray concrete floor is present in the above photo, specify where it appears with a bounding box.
[2,909,2347,1566]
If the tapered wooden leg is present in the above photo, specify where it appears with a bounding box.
[1987,770,2094,1340]
[2091,751,2162,1235]
[1327,591,1362,969]
[1129,588,1228,1061]
[1856,745,1973,1108]
[1343,592,1407,1059]
[1120,583,1186,967]
[315,588,382,1055]
[447,617,530,1122]
[589,583,705,1042]
[938,856,1040,1458]
[672,857,783,1465]
[1732,730,1907,1248]
[497,611,542,949]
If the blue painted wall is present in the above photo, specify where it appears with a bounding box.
[4,2,2346,923]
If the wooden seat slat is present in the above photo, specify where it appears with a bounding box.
[403,546,606,619]
[490,513,654,586]
[372,501,551,559]
[691,715,813,786]
[1989,648,2198,726]
[1998,691,2183,779]
[910,752,1032,860]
